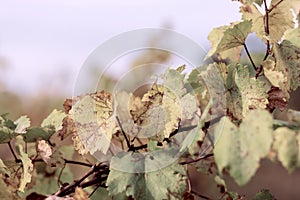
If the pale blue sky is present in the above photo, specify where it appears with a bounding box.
[0,0,242,96]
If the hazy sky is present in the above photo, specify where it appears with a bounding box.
[0,0,241,96]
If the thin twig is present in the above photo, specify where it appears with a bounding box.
[179,153,214,165]
[268,0,284,13]
[191,190,213,200]
[116,116,131,149]
[32,158,93,168]
[7,142,20,163]
[133,144,148,150]
[64,159,93,167]
[88,185,101,198]
[202,115,224,148]
[185,165,192,192]
[57,163,66,187]
[243,43,257,70]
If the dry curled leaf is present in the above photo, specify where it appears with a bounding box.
[74,187,89,200]
[37,140,53,164]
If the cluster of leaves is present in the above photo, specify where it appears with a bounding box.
[1,0,300,199]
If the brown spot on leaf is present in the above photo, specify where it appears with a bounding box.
[267,86,289,112]
[242,5,252,13]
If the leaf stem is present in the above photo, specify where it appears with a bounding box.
[116,116,132,150]
[7,142,20,163]
[179,153,214,165]
[243,43,257,70]
[32,158,93,168]
[191,190,213,200]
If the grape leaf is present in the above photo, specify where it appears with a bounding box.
[24,164,73,197]
[69,91,119,155]
[37,140,53,164]
[200,63,227,116]
[23,127,55,143]
[73,187,89,200]
[233,0,263,6]
[0,177,19,200]
[273,127,300,173]
[162,68,186,97]
[254,189,275,200]
[207,21,252,58]
[14,116,30,134]
[241,0,295,42]
[41,109,66,132]
[287,109,300,126]
[228,65,269,119]
[186,67,210,111]
[107,152,187,200]
[207,25,243,63]
[267,86,289,111]
[15,136,33,192]
[0,123,13,143]
[216,20,252,53]
[0,158,10,175]
[214,109,273,185]
[274,40,300,91]
[261,59,287,89]
[284,28,300,48]
[127,67,197,142]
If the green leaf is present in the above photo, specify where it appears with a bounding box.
[23,165,73,196]
[0,177,19,200]
[90,187,110,200]
[41,109,66,131]
[284,28,300,48]
[207,25,243,63]
[273,127,300,173]
[23,127,55,142]
[200,63,227,116]
[214,109,273,185]
[241,0,295,42]
[216,20,252,53]
[14,116,30,134]
[162,68,186,97]
[107,152,187,200]
[15,136,33,192]
[287,109,300,126]
[0,126,13,143]
[274,40,300,91]
[254,189,275,200]
[0,159,10,175]
[186,67,210,111]
[207,21,252,58]
[226,64,269,120]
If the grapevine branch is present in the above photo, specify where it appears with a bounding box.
[263,0,270,61]
[55,163,109,197]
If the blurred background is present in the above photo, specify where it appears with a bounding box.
[1,0,300,199]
